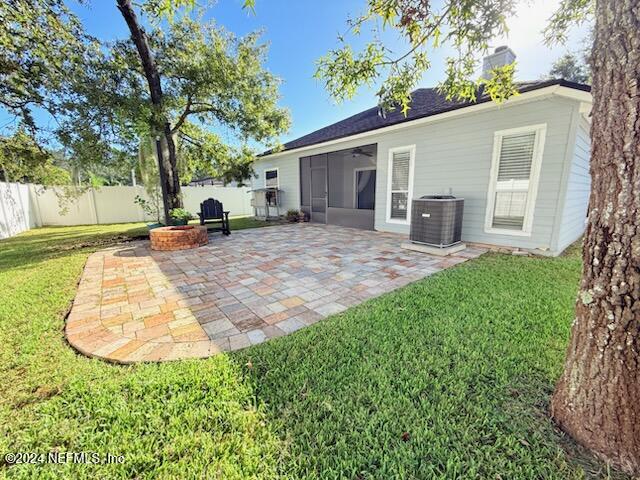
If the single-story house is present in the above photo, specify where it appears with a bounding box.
[253,47,592,256]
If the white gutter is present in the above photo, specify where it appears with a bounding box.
[261,85,592,160]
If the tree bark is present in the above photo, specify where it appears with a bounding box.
[116,0,182,224]
[551,0,640,475]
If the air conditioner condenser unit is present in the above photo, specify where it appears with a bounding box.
[409,195,464,248]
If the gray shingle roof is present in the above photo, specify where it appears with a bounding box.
[264,79,590,155]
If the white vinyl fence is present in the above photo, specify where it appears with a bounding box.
[0,183,253,239]
[0,182,37,239]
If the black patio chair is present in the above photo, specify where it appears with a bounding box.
[198,198,230,235]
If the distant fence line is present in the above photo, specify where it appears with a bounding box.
[0,182,253,240]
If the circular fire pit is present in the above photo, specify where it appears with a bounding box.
[150,225,208,251]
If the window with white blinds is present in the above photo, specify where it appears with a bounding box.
[387,146,414,222]
[485,125,546,235]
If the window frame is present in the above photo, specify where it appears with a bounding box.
[386,145,416,225]
[484,124,547,237]
[264,167,279,189]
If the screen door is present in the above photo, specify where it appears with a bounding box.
[310,167,327,223]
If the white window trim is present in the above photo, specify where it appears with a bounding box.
[264,167,279,188]
[386,145,416,225]
[353,166,376,209]
[484,124,547,237]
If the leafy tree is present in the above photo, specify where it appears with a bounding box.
[114,0,289,223]
[0,0,87,130]
[1,0,289,225]
[0,0,141,190]
[0,0,97,196]
[546,30,592,84]
[0,129,70,185]
[83,156,137,186]
[322,0,639,474]
[548,1,639,475]
[547,52,590,83]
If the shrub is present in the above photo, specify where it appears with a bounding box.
[169,208,194,222]
[286,209,300,222]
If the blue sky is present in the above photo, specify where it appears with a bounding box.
[5,0,590,144]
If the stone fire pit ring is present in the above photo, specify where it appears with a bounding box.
[150,225,209,251]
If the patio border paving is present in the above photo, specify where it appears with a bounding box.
[65,224,486,363]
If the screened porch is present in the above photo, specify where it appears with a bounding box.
[299,144,377,230]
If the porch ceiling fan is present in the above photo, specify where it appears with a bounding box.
[350,147,373,157]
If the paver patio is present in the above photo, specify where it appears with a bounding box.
[65,224,485,363]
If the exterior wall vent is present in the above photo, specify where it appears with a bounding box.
[410,195,464,247]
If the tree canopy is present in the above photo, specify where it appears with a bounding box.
[57,12,289,186]
[0,0,87,131]
[0,1,290,187]
[0,128,70,184]
[546,52,590,84]
[316,0,594,115]
[315,0,522,115]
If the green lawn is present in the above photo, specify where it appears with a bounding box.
[0,223,622,479]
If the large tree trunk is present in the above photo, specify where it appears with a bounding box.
[116,0,182,224]
[162,123,182,210]
[550,0,640,475]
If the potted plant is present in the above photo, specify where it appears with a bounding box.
[299,210,310,222]
[286,209,300,223]
[169,208,194,226]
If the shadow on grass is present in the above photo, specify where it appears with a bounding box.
[0,223,149,271]
[230,249,626,479]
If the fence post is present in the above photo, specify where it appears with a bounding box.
[29,185,43,227]
[89,188,99,225]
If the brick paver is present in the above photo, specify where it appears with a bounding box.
[65,224,485,363]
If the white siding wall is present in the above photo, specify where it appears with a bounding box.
[255,96,581,254]
[251,155,300,210]
[556,115,591,251]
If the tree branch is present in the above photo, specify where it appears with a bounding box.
[177,130,202,147]
[378,5,452,67]
[116,0,163,107]
[171,94,192,134]
[190,101,216,109]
